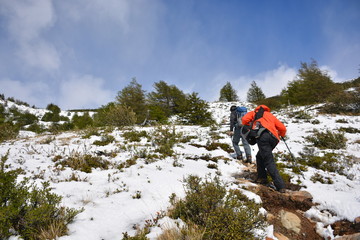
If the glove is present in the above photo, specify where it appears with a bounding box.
[227,131,234,136]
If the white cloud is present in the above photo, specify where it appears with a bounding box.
[59,75,113,110]
[209,64,297,102]
[319,65,346,83]
[0,78,51,106]
[1,0,60,71]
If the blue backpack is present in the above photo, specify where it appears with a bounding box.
[236,106,247,124]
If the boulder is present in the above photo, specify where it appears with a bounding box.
[280,210,301,234]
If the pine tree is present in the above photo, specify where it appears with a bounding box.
[116,78,146,123]
[247,81,266,102]
[219,82,239,102]
[178,92,215,126]
[281,60,337,105]
[147,81,186,117]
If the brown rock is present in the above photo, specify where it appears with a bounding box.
[280,210,301,234]
[274,232,289,240]
[289,190,313,202]
[266,213,275,222]
[335,233,360,240]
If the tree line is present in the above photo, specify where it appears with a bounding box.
[219,59,359,113]
[1,59,359,142]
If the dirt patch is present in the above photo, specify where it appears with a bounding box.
[331,220,360,236]
[236,164,360,240]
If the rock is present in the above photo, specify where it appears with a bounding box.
[289,190,313,202]
[280,210,301,234]
[266,213,275,222]
[274,232,290,240]
[335,233,360,240]
[354,217,360,224]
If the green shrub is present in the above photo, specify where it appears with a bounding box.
[94,103,136,127]
[122,130,149,142]
[72,113,94,129]
[55,153,110,173]
[81,127,101,139]
[25,122,46,134]
[14,111,38,127]
[93,134,116,146]
[152,126,183,157]
[0,152,81,239]
[288,110,312,120]
[0,122,19,142]
[338,127,360,134]
[310,173,333,184]
[169,175,265,240]
[299,148,344,173]
[305,129,347,149]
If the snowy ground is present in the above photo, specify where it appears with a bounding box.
[2,101,360,240]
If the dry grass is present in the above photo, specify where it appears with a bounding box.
[157,223,204,240]
[38,220,67,240]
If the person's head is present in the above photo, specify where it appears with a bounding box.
[230,105,237,112]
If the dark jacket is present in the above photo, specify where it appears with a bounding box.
[230,109,238,131]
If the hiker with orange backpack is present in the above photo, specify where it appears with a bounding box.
[242,105,287,193]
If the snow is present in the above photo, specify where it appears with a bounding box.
[1,101,360,240]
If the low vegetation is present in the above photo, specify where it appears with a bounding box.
[305,129,347,149]
[0,152,82,239]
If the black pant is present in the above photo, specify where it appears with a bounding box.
[256,131,285,190]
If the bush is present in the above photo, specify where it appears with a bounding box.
[25,122,46,134]
[305,129,347,149]
[0,152,81,239]
[321,88,360,114]
[94,103,136,127]
[122,130,149,142]
[0,122,19,142]
[55,153,110,173]
[169,175,265,240]
[72,113,94,129]
[93,134,116,146]
[338,127,360,134]
[298,147,344,173]
[152,126,183,157]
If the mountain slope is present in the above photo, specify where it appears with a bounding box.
[1,101,359,240]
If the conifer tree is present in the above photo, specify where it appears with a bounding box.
[247,81,266,102]
[219,82,239,102]
[178,92,215,126]
[116,78,146,123]
[281,60,336,105]
[147,81,186,117]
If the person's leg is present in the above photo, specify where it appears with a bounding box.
[232,127,242,159]
[257,132,285,190]
[241,137,252,162]
[256,151,267,181]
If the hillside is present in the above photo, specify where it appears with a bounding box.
[1,101,360,240]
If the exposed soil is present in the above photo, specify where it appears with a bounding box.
[236,164,359,240]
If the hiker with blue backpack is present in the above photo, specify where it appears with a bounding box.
[227,105,252,163]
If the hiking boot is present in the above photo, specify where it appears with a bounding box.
[255,178,268,185]
[245,155,252,163]
[278,188,286,193]
[236,155,243,161]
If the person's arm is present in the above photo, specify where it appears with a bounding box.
[275,118,287,137]
[229,112,236,131]
[242,112,254,126]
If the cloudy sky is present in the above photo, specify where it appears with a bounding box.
[0,0,359,109]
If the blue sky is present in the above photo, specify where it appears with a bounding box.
[0,0,359,109]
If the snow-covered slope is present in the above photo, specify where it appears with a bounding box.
[1,101,360,240]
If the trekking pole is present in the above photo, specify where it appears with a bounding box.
[280,136,305,178]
